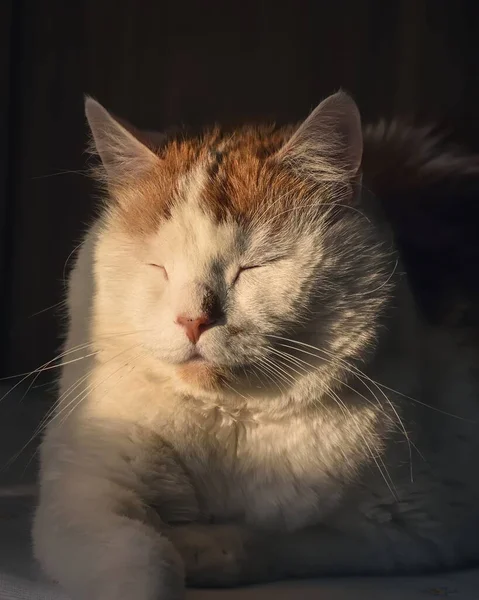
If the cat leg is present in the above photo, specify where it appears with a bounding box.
[33,471,185,600]
[168,520,450,587]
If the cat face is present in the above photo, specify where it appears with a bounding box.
[88,93,395,395]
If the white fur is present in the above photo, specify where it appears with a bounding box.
[33,95,479,599]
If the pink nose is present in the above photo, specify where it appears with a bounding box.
[176,314,216,344]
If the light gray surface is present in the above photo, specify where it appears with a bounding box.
[1,383,479,599]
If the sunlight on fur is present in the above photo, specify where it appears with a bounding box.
[30,91,479,600]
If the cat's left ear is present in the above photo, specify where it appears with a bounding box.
[278,90,362,181]
[85,97,161,187]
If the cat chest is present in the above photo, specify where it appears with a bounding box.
[181,419,342,531]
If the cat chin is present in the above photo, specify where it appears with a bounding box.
[172,360,292,402]
[175,360,229,393]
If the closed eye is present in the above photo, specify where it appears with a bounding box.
[232,265,263,285]
[148,264,168,280]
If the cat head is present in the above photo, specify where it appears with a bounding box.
[86,92,395,399]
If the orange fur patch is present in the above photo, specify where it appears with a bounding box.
[107,118,479,273]
[109,125,319,235]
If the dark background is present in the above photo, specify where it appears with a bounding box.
[1,0,478,378]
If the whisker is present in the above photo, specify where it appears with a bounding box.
[31,169,90,180]
[18,356,143,477]
[63,241,84,288]
[251,361,285,395]
[2,344,143,473]
[256,358,290,395]
[265,334,471,422]
[260,356,296,388]
[269,351,307,381]
[55,351,144,431]
[32,368,96,443]
[222,380,256,405]
[271,344,419,479]
[363,257,399,295]
[0,330,146,382]
[29,300,66,318]
[324,384,398,501]
[0,343,98,400]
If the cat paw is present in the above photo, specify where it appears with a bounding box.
[166,523,250,587]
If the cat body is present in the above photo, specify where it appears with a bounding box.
[33,92,479,600]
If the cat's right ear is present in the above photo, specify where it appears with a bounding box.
[85,97,160,186]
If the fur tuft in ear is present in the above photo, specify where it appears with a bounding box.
[278,90,363,183]
[84,97,160,186]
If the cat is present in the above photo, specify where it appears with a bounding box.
[32,91,479,600]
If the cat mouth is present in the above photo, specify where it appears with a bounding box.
[180,350,208,364]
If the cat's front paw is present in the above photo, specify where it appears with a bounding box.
[167,523,252,587]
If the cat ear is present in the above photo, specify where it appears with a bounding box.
[85,97,160,185]
[279,91,363,181]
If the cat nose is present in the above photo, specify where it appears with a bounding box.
[175,314,217,344]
